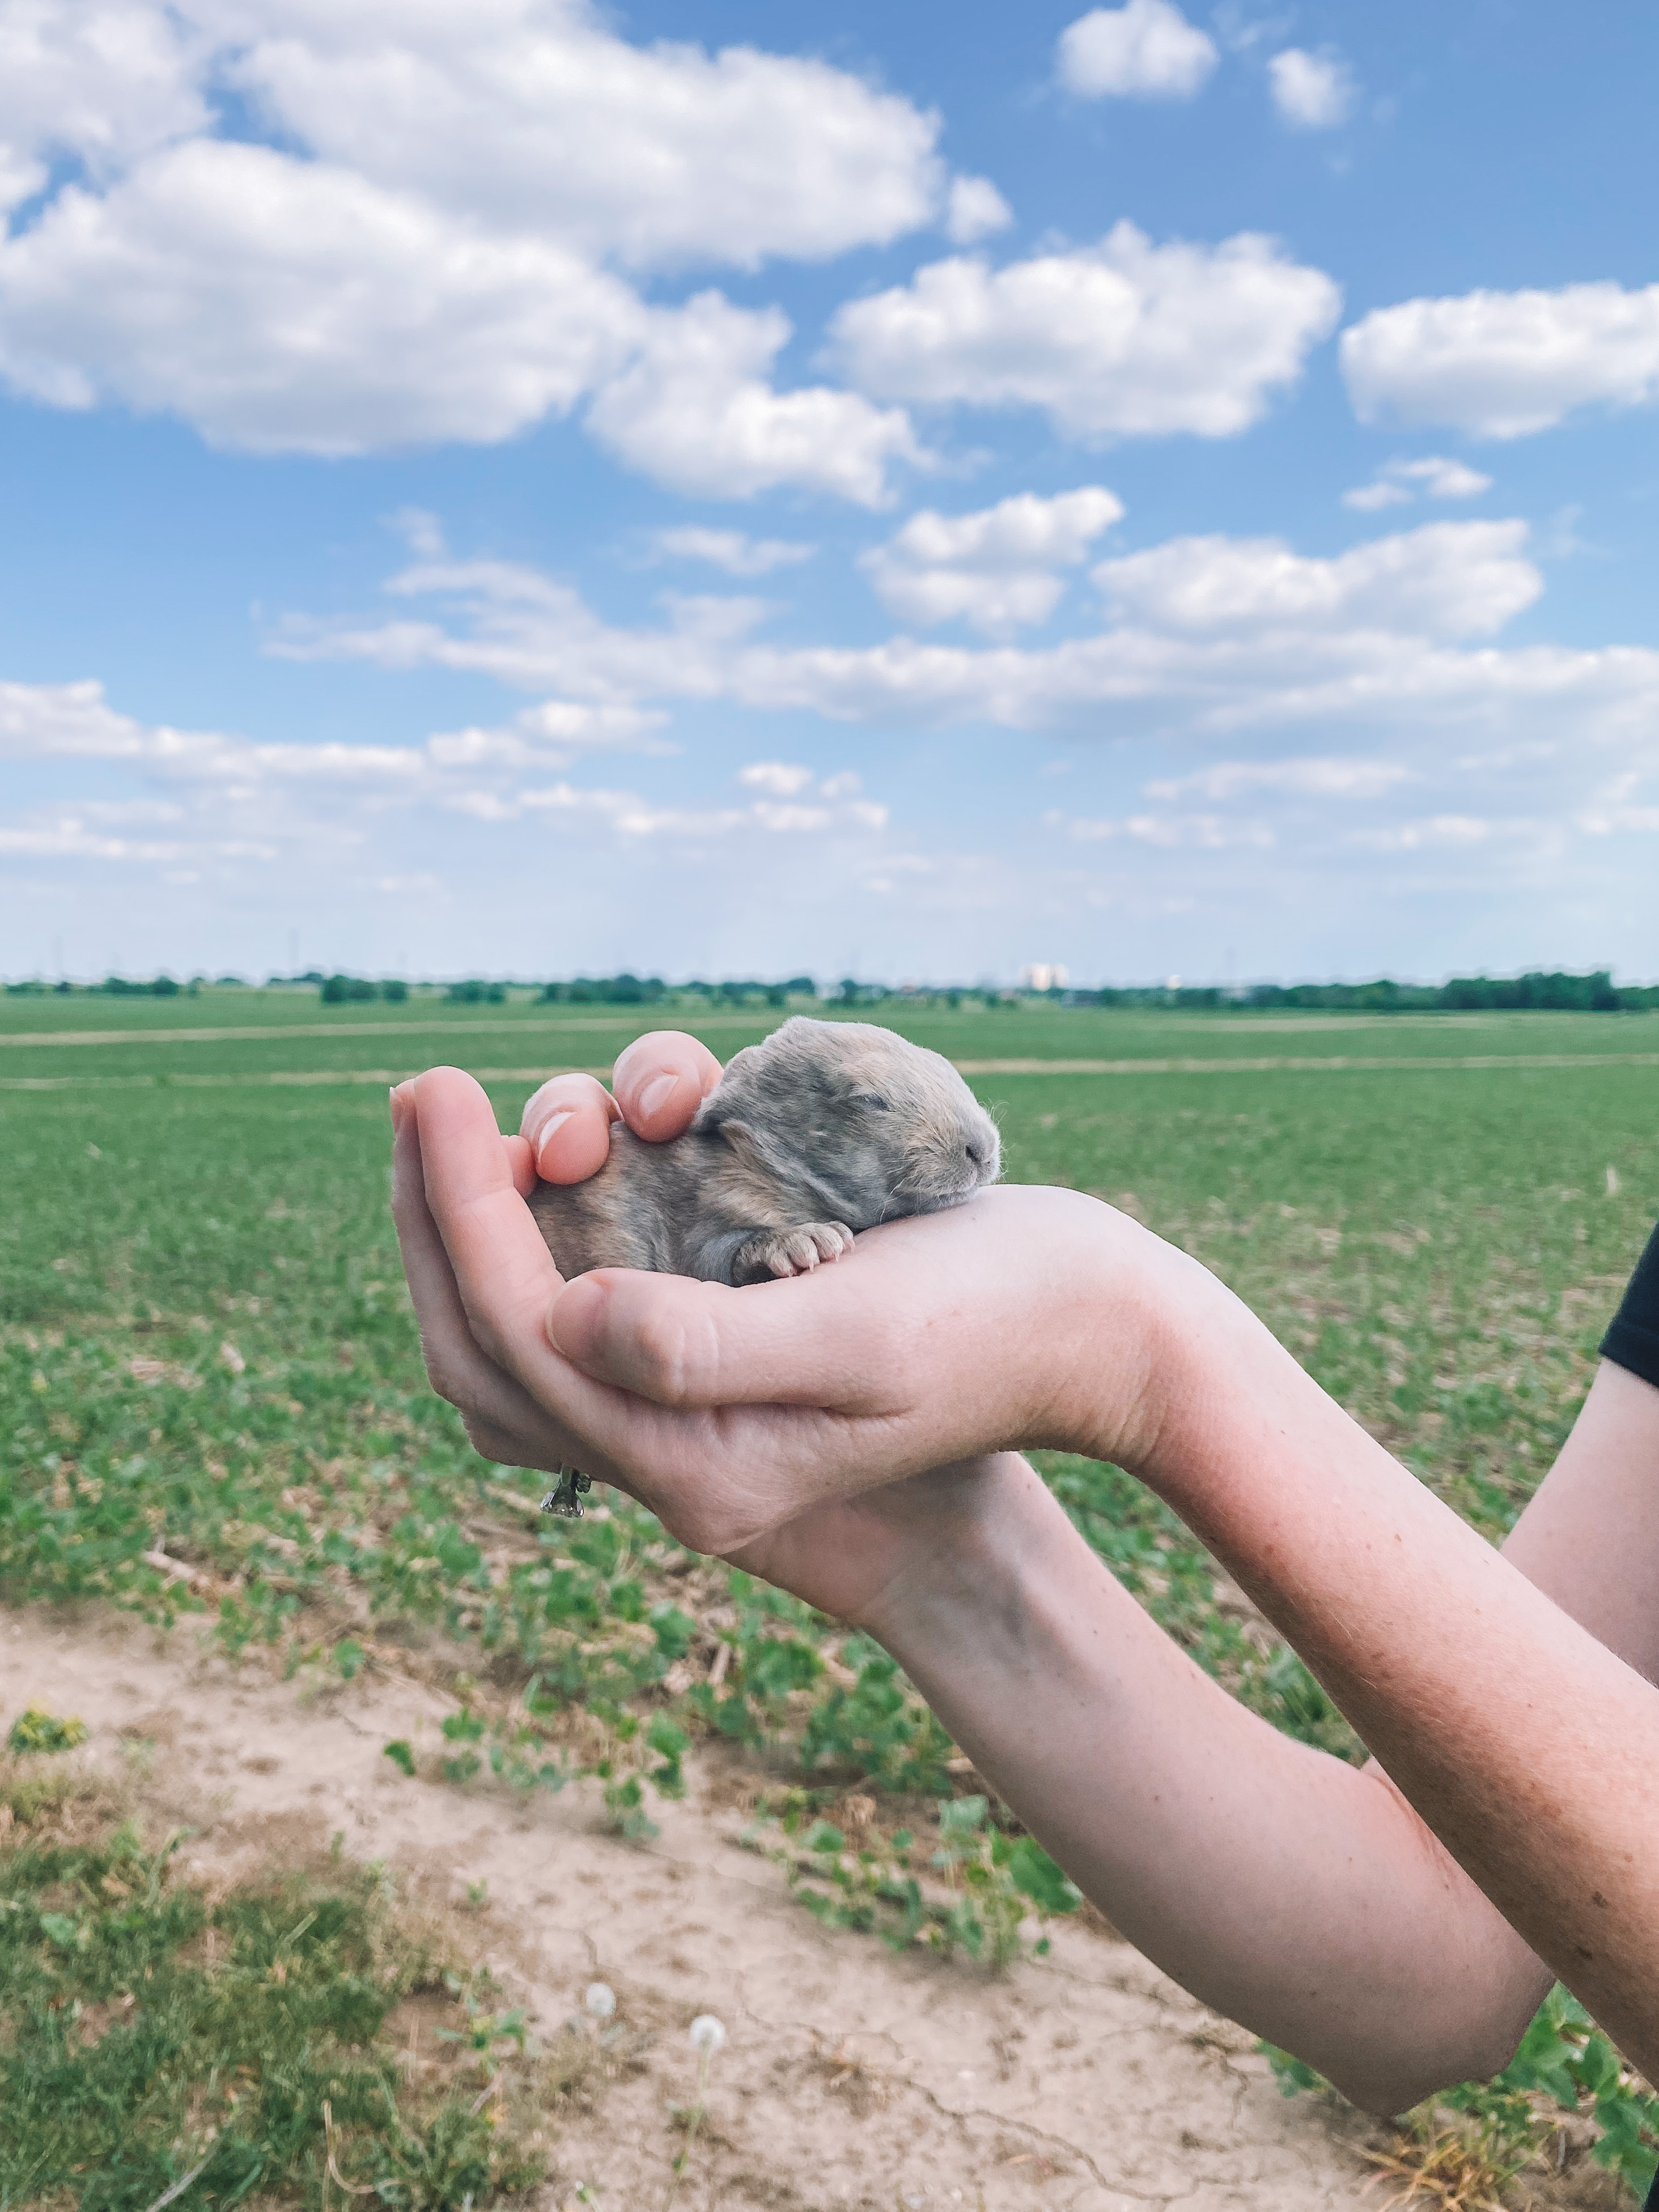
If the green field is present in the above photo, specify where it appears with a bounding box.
[5,989,1657,1746]
[3,988,1658,2197]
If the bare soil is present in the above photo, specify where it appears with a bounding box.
[0,1602,1415,2210]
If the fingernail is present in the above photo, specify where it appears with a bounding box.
[388,1084,406,1133]
[639,1072,677,1122]
[534,1109,574,1171]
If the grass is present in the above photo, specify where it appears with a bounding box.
[0,1740,546,2211]
[3,987,1659,2198]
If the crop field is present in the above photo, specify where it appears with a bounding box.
[3,987,1659,2205]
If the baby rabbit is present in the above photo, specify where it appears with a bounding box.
[528,1017,1000,1289]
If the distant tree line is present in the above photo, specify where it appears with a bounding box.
[318,974,409,1003]
[1058,970,1658,1014]
[4,975,190,997]
[7,965,1657,1012]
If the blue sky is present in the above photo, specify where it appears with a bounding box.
[2,0,1657,986]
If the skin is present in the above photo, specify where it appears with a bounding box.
[389,1039,1659,2116]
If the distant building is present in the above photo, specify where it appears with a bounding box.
[1020,962,1070,993]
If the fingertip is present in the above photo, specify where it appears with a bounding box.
[546,1272,604,1364]
[503,1132,536,1198]
[614,1031,723,1142]
[534,1107,613,1184]
[520,1073,617,1185]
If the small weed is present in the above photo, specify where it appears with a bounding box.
[664,2013,726,2209]
[7,1703,89,1754]
[1365,2107,1534,2209]
[434,1975,531,2083]
[1266,1982,1659,2201]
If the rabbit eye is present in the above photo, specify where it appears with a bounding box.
[854,1093,891,1111]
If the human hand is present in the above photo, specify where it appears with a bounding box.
[508,1029,722,1190]
[391,1063,1192,1614]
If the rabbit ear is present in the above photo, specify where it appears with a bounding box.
[691,1041,764,1131]
[703,1112,800,1186]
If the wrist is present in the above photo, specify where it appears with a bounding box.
[1030,1191,1199,1474]
[850,1451,1052,1647]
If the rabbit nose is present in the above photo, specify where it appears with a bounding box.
[966,1133,994,1167]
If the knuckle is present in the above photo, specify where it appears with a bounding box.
[626,1288,724,1406]
[630,1304,697,1403]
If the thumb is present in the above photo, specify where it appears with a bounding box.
[546,1262,898,1412]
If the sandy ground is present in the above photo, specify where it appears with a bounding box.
[0,1602,1397,2211]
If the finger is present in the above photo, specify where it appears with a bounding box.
[546,1258,903,1412]
[613,1031,723,1143]
[389,1081,557,1442]
[412,1065,659,1469]
[519,1072,620,1184]
[503,1134,536,1198]
[413,1067,570,1361]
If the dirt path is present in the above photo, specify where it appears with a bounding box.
[1,1603,1385,2211]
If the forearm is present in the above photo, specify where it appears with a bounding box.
[1120,1275,1659,2084]
[862,1453,1546,2111]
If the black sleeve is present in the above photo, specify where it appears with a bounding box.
[1602,1223,1659,1391]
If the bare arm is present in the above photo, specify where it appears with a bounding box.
[1121,1300,1659,2100]
[845,1362,1659,2114]
[391,1064,1659,2111]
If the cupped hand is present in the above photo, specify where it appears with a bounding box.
[389,1059,1185,1616]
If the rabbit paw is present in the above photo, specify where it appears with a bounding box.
[733,1221,855,1283]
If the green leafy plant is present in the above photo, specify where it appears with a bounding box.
[6,1704,88,1754]
[746,1790,1080,1969]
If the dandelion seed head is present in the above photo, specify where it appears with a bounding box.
[583,1981,616,2019]
[688,2013,726,2055]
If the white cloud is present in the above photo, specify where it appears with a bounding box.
[224,0,947,273]
[1094,520,1541,640]
[829,222,1340,439]
[734,762,884,827]
[0,140,643,451]
[652,528,816,578]
[945,176,1013,245]
[1046,807,1275,848]
[585,292,922,505]
[1144,757,1416,801]
[443,770,884,841]
[0,2,207,185]
[0,0,970,477]
[426,699,673,768]
[1126,812,1275,848]
[860,487,1123,634]
[1267,48,1355,129]
[739,761,814,795]
[0,676,155,758]
[14,510,1659,975]
[1057,1,1219,100]
[1343,455,1493,511]
[1341,281,1659,438]
[277,514,1659,770]
[1348,814,1517,851]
